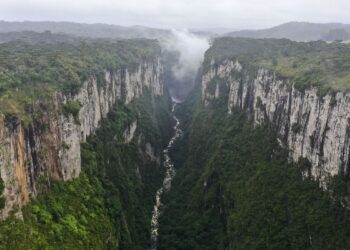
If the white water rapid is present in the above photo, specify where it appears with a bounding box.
[149,102,182,250]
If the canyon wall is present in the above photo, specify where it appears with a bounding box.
[0,59,163,218]
[202,59,350,183]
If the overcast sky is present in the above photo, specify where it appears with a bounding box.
[1,0,350,30]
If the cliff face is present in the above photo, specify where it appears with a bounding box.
[0,59,163,218]
[202,59,350,183]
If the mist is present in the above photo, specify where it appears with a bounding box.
[161,30,209,101]
[164,30,209,80]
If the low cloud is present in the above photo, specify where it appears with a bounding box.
[163,29,209,81]
[160,30,209,101]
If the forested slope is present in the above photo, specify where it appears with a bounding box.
[0,90,173,249]
[158,39,350,249]
[0,38,174,249]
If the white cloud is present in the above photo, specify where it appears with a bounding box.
[163,29,209,80]
[0,0,350,29]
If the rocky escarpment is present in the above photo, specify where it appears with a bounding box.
[0,59,163,218]
[202,59,350,184]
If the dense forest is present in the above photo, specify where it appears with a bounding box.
[1,29,350,250]
[204,37,350,93]
[157,83,350,249]
[0,91,173,249]
[3,1,350,249]
[0,35,175,249]
[0,39,160,122]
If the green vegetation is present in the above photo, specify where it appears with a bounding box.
[62,100,81,121]
[79,92,172,249]
[2,33,350,250]
[205,37,350,94]
[0,39,161,121]
[256,96,264,109]
[0,174,116,249]
[0,174,4,210]
[0,37,172,249]
[158,88,350,250]
[291,122,302,133]
[0,91,173,249]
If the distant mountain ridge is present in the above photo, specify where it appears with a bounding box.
[2,21,350,42]
[0,21,171,39]
[226,22,350,41]
[0,30,82,44]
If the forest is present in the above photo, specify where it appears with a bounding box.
[158,84,350,249]
[0,91,173,249]
[204,37,350,93]
[1,28,350,250]
[0,39,160,122]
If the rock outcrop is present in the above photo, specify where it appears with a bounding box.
[202,59,350,184]
[0,59,163,218]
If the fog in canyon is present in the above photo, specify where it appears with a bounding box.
[161,30,210,101]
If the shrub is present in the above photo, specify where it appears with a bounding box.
[62,101,81,121]
[255,96,263,109]
[0,174,4,209]
[291,122,302,133]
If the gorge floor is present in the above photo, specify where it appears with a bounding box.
[150,102,183,250]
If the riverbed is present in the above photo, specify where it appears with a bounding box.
[149,102,182,250]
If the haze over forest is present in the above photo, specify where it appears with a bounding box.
[1,1,350,250]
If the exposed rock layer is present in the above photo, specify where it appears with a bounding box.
[202,59,350,183]
[0,59,163,218]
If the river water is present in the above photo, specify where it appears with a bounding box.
[149,102,182,250]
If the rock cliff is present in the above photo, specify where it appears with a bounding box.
[202,59,350,184]
[0,59,163,218]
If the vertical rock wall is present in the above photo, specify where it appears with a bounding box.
[0,59,163,218]
[202,59,350,184]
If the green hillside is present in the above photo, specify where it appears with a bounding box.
[205,37,350,94]
[0,39,160,122]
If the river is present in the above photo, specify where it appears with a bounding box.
[149,102,182,250]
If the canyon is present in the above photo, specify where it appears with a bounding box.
[0,34,350,249]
